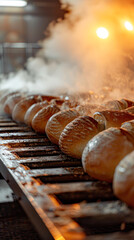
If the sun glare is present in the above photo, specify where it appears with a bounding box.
[96,27,109,39]
[124,21,133,31]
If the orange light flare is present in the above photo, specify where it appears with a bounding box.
[124,21,134,31]
[96,27,109,39]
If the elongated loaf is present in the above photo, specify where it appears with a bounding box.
[32,104,60,134]
[12,96,41,123]
[59,116,103,159]
[124,106,134,114]
[45,109,80,145]
[102,100,127,110]
[113,150,134,207]
[82,127,134,182]
[120,99,134,108]
[121,120,134,137]
[24,101,48,126]
[3,93,26,115]
[93,110,134,129]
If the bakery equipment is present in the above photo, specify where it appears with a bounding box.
[0,114,134,240]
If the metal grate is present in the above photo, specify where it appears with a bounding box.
[0,115,134,240]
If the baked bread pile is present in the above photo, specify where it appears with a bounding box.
[1,90,134,207]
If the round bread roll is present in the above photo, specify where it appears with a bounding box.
[82,127,134,182]
[45,109,80,145]
[3,93,26,115]
[12,96,41,123]
[113,150,134,207]
[32,104,60,134]
[59,116,103,159]
[93,110,134,129]
[24,101,48,126]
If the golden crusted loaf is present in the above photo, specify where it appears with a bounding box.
[59,116,103,159]
[12,96,41,123]
[32,104,60,134]
[121,120,134,137]
[102,100,127,110]
[82,127,134,182]
[24,101,48,126]
[124,106,134,114]
[45,109,80,145]
[3,93,26,115]
[93,110,134,129]
[113,150,134,207]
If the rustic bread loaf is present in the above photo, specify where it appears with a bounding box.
[45,109,80,145]
[113,150,134,207]
[59,116,103,159]
[93,110,134,129]
[32,104,60,134]
[82,127,134,182]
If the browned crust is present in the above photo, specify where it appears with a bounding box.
[120,99,134,108]
[103,100,126,110]
[45,109,80,145]
[32,105,60,134]
[3,93,25,115]
[12,96,41,123]
[94,110,134,129]
[24,101,48,126]
[124,106,134,114]
[59,116,101,159]
[0,91,20,106]
[82,127,134,182]
[113,150,134,207]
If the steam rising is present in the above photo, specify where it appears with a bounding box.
[1,0,134,102]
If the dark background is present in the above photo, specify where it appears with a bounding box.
[0,0,65,74]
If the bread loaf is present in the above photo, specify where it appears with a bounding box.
[24,101,48,126]
[12,96,41,123]
[82,127,134,182]
[120,99,134,108]
[3,93,25,115]
[59,116,103,159]
[93,110,134,129]
[45,109,80,145]
[102,100,127,110]
[121,120,134,137]
[32,104,60,134]
[113,150,134,207]
[124,106,134,114]
[0,91,20,105]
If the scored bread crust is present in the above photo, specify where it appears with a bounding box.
[3,93,25,115]
[12,96,41,123]
[124,106,134,114]
[59,116,102,159]
[93,110,134,129]
[113,150,134,207]
[82,127,134,182]
[24,101,48,126]
[45,109,80,145]
[102,100,127,110]
[32,104,60,134]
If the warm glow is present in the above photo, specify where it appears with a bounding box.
[0,0,27,7]
[124,21,133,31]
[96,27,109,39]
